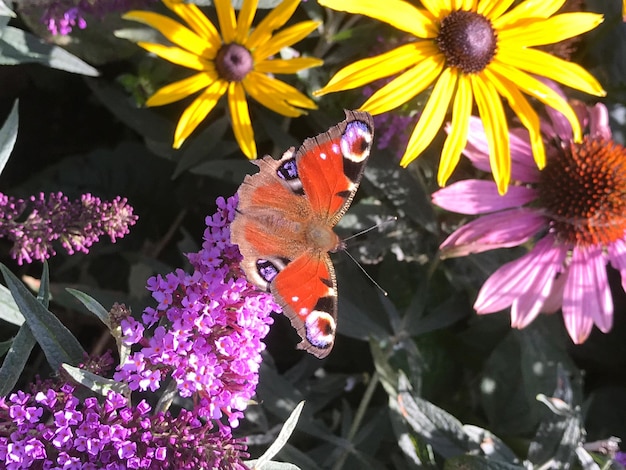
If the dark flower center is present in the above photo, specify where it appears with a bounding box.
[215,43,253,82]
[538,137,626,246]
[436,10,497,73]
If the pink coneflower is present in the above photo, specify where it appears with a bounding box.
[433,100,626,344]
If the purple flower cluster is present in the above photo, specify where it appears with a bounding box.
[0,384,248,469]
[35,0,157,35]
[114,196,277,428]
[0,192,138,265]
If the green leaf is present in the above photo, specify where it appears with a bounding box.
[254,402,305,468]
[0,99,18,176]
[0,264,85,371]
[86,79,172,142]
[0,324,36,396]
[38,261,50,308]
[393,374,473,458]
[463,425,519,464]
[0,0,15,18]
[244,461,301,470]
[62,364,130,397]
[174,116,230,177]
[362,153,436,233]
[0,27,99,76]
[0,338,12,356]
[0,283,24,326]
[443,455,525,469]
[66,288,111,329]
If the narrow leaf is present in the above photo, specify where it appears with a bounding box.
[0,283,24,326]
[0,99,18,176]
[38,261,50,308]
[62,364,130,398]
[66,288,111,329]
[0,264,85,370]
[244,461,301,470]
[0,0,15,17]
[255,401,305,468]
[0,27,98,76]
[0,324,36,396]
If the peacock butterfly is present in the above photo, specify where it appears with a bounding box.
[231,110,374,358]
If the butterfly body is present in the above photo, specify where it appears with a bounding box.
[231,111,374,358]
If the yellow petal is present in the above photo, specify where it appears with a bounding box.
[497,13,604,46]
[136,42,212,71]
[477,0,514,20]
[400,67,458,167]
[484,67,545,169]
[173,79,229,148]
[315,42,439,96]
[471,73,510,194]
[246,0,300,50]
[236,0,258,44]
[124,11,217,58]
[214,0,237,44]
[318,0,438,38]
[243,73,308,117]
[438,74,473,186]
[146,72,217,106]
[246,71,317,110]
[419,0,452,19]
[494,0,565,26]
[254,57,323,74]
[361,55,444,114]
[253,21,321,62]
[489,60,583,142]
[162,0,221,47]
[454,0,476,10]
[497,47,605,97]
[228,83,256,159]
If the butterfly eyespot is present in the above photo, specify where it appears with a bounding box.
[341,121,373,164]
[305,310,336,349]
[277,159,298,180]
[256,259,280,283]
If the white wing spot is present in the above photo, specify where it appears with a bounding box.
[291,296,299,302]
[319,152,327,160]
[332,144,340,154]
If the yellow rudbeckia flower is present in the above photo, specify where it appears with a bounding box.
[124,0,322,159]
[315,0,606,194]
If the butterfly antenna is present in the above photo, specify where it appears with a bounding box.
[342,216,397,242]
[342,249,388,297]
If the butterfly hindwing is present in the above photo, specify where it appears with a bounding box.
[231,111,374,358]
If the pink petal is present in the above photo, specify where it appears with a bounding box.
[440,209,546,258]
[608,238,626,293]
[588,103,611,141]
[432,180,537,215]
[460,117,540,183]
[474,236,565,315]
[510,239,568,328]
[541,270,567,314]
[562,246,613,344]
[539,78,574,141]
